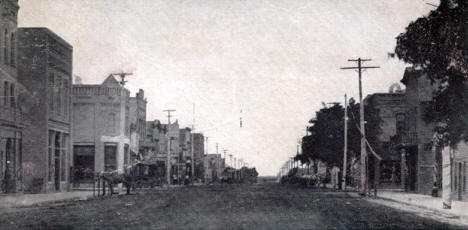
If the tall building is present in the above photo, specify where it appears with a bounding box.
[192,133,204,180]
[72,75,131,185]
[398,67,439,194]
[17,27,73,193]
[0,0,25,194]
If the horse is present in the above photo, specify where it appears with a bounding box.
[98,162,140,196]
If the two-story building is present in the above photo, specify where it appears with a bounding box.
[17,27,73,193]
[364,86,407,190]
[72,75,131,186]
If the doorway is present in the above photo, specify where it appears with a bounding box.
[54,134,61,191]
[5,138,16,193]
[406,146,418,191]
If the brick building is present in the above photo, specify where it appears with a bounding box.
[17,27,73,193]
[0,0,26,194]
[397,67,439,194]
[364,89,407,190]
[72,75,131,185]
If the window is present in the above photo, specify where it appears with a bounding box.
[10,83,14,107]
[63,79,69,117]
[56,75,62,116]
[107,113,116,134]
[48,72,54,111]
[10,33,14,67]
[3,81,8,106]
[4,29,8,64]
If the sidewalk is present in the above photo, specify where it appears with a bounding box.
[0,191,94,209]
[375,190,468,220]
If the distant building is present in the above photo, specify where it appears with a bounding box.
[129,89,146,161]
[204,154,224,183]
[72,75,131,185]
[17,27,73,193]
[192,133,204,180]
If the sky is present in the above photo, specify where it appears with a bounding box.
[18,0,436,176]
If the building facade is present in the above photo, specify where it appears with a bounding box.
[17,27,73,193]
[72,75,131,185]
[398,68,439,195]
[192,133,204,181]
[204,154,224,183]
[129,89,146,161]
[0,0,25,194]
[364,89,407,190]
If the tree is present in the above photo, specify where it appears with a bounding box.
[394,0,468,147]
[298,98,383,172]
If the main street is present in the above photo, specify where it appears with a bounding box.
[0,181,466,230]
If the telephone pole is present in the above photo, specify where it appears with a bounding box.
[112,72,133,86]
[163,109,176,185]
[341,58,379,196]
[342,94,348,191]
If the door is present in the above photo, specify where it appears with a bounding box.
[407,146,418,191]
[5,139,16,193]
[54,134,61,191]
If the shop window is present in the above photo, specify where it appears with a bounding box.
[61,134,68,181]
[104,144,117,171]
[380,161,401,184]
[48,131,54,181]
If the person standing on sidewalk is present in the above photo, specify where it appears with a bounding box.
[331,164,341,190]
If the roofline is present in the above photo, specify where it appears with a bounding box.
[18,27,73,50]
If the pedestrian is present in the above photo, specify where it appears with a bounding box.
[331,164,341,190]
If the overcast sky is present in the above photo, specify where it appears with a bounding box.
[19,0,435,176]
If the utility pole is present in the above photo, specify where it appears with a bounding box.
[229,154,233,168]
[216,143,219,155]
[164,109,176,185]
[341,58,379,195]
[191,104,195,184]
[223,149,228,165]
[342,94,348,191]
[112,72,133,86]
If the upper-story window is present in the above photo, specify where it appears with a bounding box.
[4,29,8,65]
[63,78,69,117]
[10,32,15,67]
[3,81,8,106]
[48,72,54,112]
[55,75,62,116]
[396,113,406,136]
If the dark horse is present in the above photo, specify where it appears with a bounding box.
[99,162,139,196]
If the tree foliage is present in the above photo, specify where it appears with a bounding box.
[394,0,468,147]
[297,98,383,167]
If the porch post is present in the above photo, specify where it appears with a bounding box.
[442,146,452,209]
